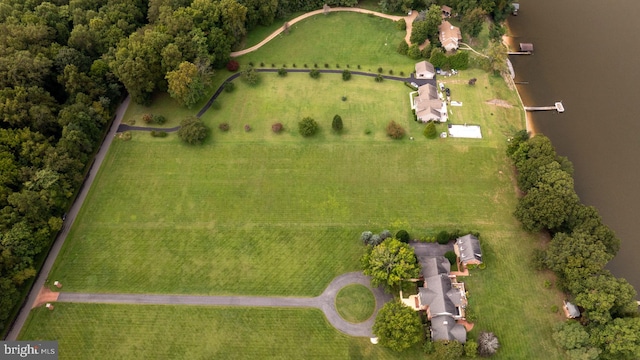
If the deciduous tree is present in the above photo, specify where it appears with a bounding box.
[361,238,420,291]
[373,301,423,352]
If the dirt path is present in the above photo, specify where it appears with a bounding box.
[4,96,130,341]
[231,7,414,57]
[51,272,391,338]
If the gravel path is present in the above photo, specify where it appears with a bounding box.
[56,272,391,337]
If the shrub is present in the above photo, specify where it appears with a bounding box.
[332,114,343,132]
[388,69,393,75]
[464,340,479,358]
[361,231,373,245]
[436,230,450,244]
[400,71,404,76]
[142,113,153,124]
[342,69,351,81]
[375,74,384,82]
[385,121,405,139]
[424,121,438,138]
[357,64,361,69]
[260,62,264,67]
[369,234,382,246]
[309,69,320,79]
[178,116,208,145]
[292,63,296,67]
[314,63,318,68]
[433,340,464,360]
[226,60,239,72]
[224,81,235,93]
[242,67,259,85]
[324,63,329,68]
[272,123,284,133]
[396,230,410,243]
[377,67,383,73]
[379,230,392,241]
[407,44,421,59]
[152,115,166,124]
[248,61,254,66]
[341,96,347,101]
[444,250,457,265]
[477,332,500,357]
[336,64,340,68]
[298,117,318,137]
[304,64,308,68]
[396,19,406,30]
[271,63,275,67]
[219,123,230,132]
[282,64,286,68]
[244,124,251,132]
[150,130,168,137]
[278,68,287,76]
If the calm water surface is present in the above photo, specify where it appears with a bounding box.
[508,0,640,290]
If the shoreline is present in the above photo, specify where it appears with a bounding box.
[502,27,537,136]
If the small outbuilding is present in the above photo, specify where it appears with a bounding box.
[415,60,436,79]
[563,301,580,319]
[441,5,452,18]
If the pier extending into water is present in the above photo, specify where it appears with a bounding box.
[524,102,565,113]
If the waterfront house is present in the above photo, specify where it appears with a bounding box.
[439,21,462,51]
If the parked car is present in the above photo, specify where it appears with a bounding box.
[439,82,445,91]
[410,82,418,88]
[445,88,451,96]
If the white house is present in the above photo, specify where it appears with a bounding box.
[415,61,435,79]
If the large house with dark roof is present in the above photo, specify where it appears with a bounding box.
[400,254,468,344]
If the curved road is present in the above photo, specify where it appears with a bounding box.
[56,272,391,337]
[5,96,130,341]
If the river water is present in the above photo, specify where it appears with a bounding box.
[507,0,640,290]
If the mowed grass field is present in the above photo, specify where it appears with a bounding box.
[20,304,422,359]
[21,12,566,360]
[238,12,415,74]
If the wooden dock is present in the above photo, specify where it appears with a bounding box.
[524,102,565,113]
[508,51,532,55]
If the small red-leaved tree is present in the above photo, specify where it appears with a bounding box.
[226,60,240,72]
[386,121,406,139]
[272,123,284,133]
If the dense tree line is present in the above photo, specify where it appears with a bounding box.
[0,0,149,335]
[507,131,639,359]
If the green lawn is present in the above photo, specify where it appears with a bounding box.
[335,284,376,323]
[19,303,422,360]
[22,11,568,359]
[237,12,415,74]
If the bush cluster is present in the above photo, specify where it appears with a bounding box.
[226,60,239,72]
[150,130,168,137]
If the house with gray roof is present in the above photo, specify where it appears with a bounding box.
[419,256,450,279]
[430,315,467,343]
[419,274,466,320]
[454,234,483,270]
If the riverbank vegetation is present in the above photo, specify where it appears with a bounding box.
[507,131,640,359]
